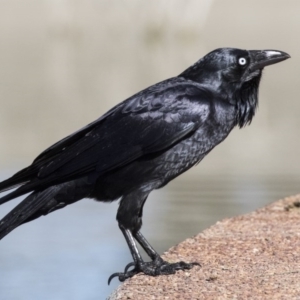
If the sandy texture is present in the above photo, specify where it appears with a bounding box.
[109,195,300,300]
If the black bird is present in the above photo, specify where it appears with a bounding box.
[0,48,289,283]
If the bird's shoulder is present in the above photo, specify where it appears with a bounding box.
[120,77,216,113]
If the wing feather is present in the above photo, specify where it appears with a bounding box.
[0,78,212,199]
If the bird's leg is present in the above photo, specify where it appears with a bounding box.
[108,190,147,284]
[134,230,200,275]
[121,230,164,275]
[108,225,145,284]
[108,227,200,284]
[133,231,163,263]
[108,190,200,284]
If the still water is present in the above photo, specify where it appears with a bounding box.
[0,169,299,299]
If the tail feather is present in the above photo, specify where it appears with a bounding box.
[0,186,59,240]
[0,165,38,194]
[0,181,41,206]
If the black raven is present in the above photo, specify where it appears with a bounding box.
[0,48,290,283]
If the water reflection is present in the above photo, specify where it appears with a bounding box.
[0,170,299,299]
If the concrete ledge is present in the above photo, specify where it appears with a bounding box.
[109,195,300,299]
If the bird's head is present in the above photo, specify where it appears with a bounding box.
[179,47,290,127]
[180,48,290,92]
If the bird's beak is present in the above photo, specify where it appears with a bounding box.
[249,50,290,71]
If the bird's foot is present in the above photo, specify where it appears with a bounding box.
[108,258,200,284]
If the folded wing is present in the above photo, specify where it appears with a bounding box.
[0,78,212,204]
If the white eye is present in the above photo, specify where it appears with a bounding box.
[238,57,247,65]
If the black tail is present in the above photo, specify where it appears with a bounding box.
[0,186,59,240]
[0,165,41,206]
[0,181,43,206]
[0,166,38,193]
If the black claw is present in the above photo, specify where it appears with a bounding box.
[155,260,200,275]
[124,262,135,274]
[108,267,139,285]
[177,261,200,270]
[108,272,122,285]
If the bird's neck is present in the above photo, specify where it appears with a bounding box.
[233,75,261,128]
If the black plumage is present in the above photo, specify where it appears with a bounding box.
[0,48,289,282]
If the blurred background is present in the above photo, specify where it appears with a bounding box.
[0,1,299,299]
